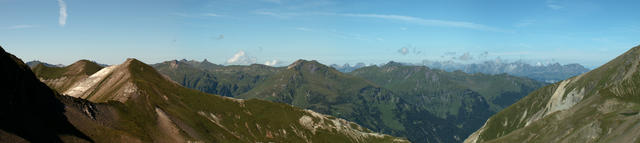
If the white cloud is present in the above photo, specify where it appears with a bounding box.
[226,50,257,65]
[398,47,409,55]
[7,25,36,29]
[57,0,67,27]
[264,60,279,66]
[457,52,474,61]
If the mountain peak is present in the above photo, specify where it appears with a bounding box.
[286,59,333,72]
[123,58,142,64]
[66,60,102,74]
[63,58,170,103]
[383,61,405,67]
[287,59,315,69]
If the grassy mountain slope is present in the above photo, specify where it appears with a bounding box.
[238,60,468,143]
[350,62,545,116]
[348,62,544,142]
[32,60,103,92]
[30,54,407,142]
[465,45,640,143]
[153,60,281,97]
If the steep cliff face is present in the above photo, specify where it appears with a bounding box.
[465,45,640,143]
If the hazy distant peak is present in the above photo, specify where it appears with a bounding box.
[287,59,322,69]
[382,61,407,67]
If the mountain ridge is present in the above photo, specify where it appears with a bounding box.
[23,52,408,142]
[465,45,640,143]
[32,59,104,92]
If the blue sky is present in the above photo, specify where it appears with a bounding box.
[1,0,639,68]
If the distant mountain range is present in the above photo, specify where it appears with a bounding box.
[331,63,368,73]
[16,48,597,143]
[465,45,640,143]
[331,60,590,83]
[26,60,64,68]
[153,59,545,142]
[2,46,406,142]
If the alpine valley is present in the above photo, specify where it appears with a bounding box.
[3,0,637,142]
[1,46,408,143]
[151,59,546,142]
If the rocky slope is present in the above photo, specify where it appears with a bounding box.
[465,45,640,143]
[24,49,407,142]
[32,60,104,92]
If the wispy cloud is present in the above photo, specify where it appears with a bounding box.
[546,0,563,10]
[255,11,501,31]
[7,25,36,29]
[295,27,314,32]
[203,13,222,17]
[261,0,282,4]
[515,19,536,27]
[57,0,67,27]
[172,12,224,18]
[342,13,501,31]
[254,11,303,18]
[547,4,563,10]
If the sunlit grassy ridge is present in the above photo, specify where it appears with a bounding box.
[29,57,407,142]
[467,45,640,143]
